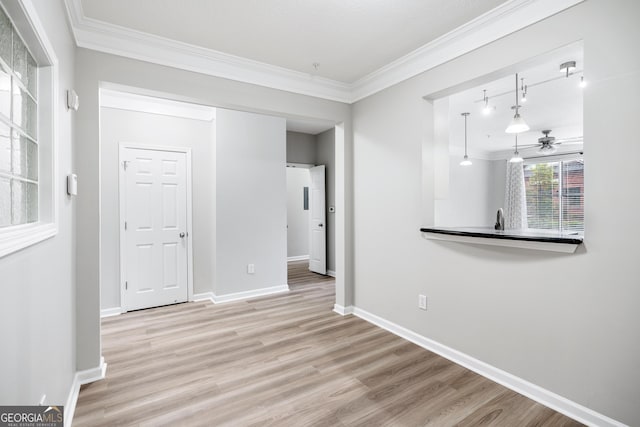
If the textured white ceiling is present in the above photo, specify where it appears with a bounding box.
[80,0,507,83]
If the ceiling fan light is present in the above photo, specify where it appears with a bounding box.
[505,113,530,133]
[537,145,557,155]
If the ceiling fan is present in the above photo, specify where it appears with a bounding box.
[519,130,583,155]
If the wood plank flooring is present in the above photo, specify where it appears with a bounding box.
[73,261,582,426]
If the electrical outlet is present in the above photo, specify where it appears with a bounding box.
[418,294,427,310]
[247,264,255,274]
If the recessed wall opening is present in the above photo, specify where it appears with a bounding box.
[426,42,584,241]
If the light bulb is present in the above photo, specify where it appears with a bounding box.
[580,76,587,88]
[483,105,492,115]
[537,145,557,155]
[521,94,527,103]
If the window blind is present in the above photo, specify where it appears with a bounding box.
[523,158,584,232]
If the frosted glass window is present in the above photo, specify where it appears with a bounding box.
[0,7,38,229]
[0,122,9,173]
[0,68,9,119]
[12,30,27,84]
[12,81,36,138]
[0,176,9,226]
[12,132,37,180]
[0,8,10,68]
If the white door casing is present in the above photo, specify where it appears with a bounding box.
[119,146,191,311]
[309,165,326,275]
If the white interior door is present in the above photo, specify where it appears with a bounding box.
[309,165,326,275]
[121,147,189,311]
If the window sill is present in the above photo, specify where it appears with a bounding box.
[0,222,58,258]
[420,227,583,253]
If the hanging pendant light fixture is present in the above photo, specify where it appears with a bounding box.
[509,134,524,163]
[460,112,472,166]
[505,73,530,134]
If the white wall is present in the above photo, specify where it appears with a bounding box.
[0,0,76,407]
[215,108,287,296]
[286,167,310,258]
[286,131,316,164]
[74,48,352,371]
[99,107,215,310]
[435,156,505,227]
[352,1,640,425]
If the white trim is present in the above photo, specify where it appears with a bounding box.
[64,357,107,427]
[421,231,581,253]
[212,285,289,304]
[100,307,123,318]
[63,0,582,103]
[350,0,585,102]
[333,304,354,316]
[287,255,309,262]
[327,269,336,278]
[101,89,216,122]
[352,307,625,427]
[63,0,351,103]
[118,143,194,312]
[192,291,215,303]
[0,0,59,258]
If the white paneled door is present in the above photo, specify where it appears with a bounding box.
[309,165,326,275]
[120,147,189,311]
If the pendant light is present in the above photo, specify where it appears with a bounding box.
[509,134,523,163]
[505,73,530,134]
[460,112,472,166]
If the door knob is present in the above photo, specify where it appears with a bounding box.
[318,224,324,227]
[179,232,186,238]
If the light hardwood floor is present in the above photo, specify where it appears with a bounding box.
[74,261,582,426]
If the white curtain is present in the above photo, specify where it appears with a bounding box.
[504,161,527,229]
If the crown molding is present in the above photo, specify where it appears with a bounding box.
[100,89,216,121]
[350,0,584,102]
[64,0,583,104]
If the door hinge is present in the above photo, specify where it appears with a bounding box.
[124,221,128,231]
[123,160,130,171]
[125,281,128,290]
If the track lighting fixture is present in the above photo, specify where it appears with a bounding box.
[580,75,587,88]
[560,60,576,77]
[482,90,492,115]
[505,73,530,134]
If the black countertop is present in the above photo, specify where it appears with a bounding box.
[420,226,584,245]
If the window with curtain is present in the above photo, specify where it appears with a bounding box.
[0,5,39,227]
[523,157,584,232]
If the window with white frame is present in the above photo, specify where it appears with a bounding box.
[0,4,39,227]
[523,155,584,232]
[0,0,58,258]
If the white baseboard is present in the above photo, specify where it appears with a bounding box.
[65,357,107,427]
[192,292,215,303]
[287,255,309,262]
[100,307,122,318]
[333,304,354,316]
[352,307,624,427]
[327,270,336,277]
[212,285,290,304]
